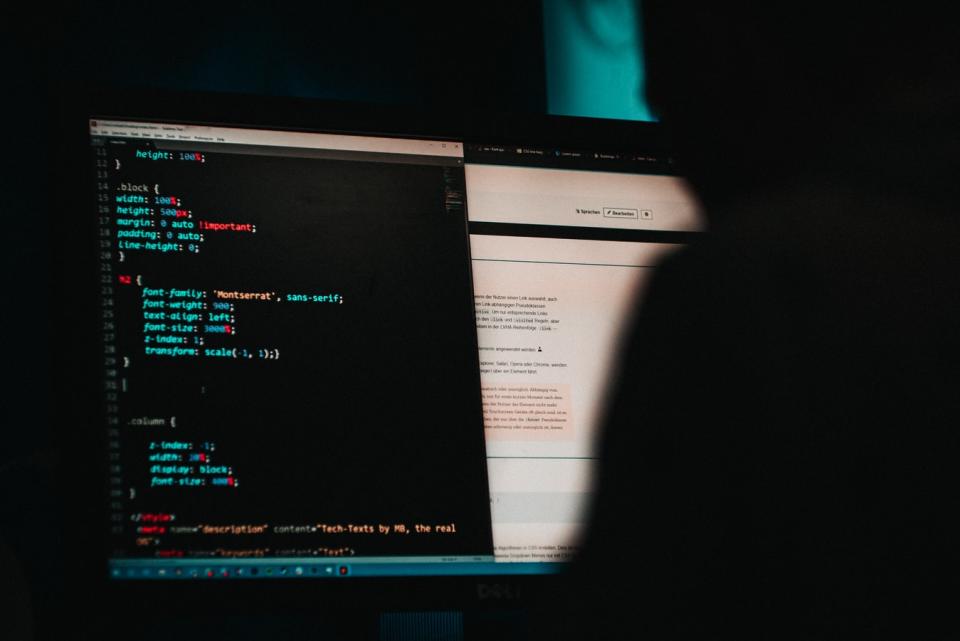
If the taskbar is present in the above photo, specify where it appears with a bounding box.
[108,556,563,580]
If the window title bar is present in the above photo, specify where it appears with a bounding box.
[89,119,463,158]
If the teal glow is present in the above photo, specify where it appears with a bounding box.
[543,0,655,121]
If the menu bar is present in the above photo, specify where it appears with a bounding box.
[90,119,464,158]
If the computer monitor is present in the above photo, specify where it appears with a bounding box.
[59,90,702,633]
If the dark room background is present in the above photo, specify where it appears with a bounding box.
[2,0,652,633]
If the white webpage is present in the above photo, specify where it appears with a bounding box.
[466,163,702,562]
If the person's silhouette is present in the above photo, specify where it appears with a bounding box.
[538,4,960,639]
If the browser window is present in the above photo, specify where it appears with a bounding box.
[465,151,703,563]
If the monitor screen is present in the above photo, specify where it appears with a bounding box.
[87,108,702,582]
